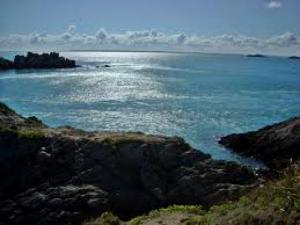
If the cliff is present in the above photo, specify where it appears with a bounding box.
[0,102,258,225]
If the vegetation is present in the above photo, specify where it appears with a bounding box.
[83,212,121,225]
[183,165,300,225]
[0,126,44,139]
[127,205,203,225]
[83,166,300,225]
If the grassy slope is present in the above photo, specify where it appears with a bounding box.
[84,167,300,225]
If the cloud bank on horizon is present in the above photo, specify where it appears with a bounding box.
[0,25,299,56]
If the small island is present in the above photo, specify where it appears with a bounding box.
[0,52,77,70]
[289,56,300,59]
[246,54,266,58]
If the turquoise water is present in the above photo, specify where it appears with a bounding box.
[1,51,300,167]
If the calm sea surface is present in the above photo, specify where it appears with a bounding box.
[1,51,300,167]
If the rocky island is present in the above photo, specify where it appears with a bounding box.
[289,56,300,59]
[0,102,258,225]
[246,54,266,58]
[0,52,76,70]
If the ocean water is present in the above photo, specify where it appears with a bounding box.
[1,51,300,168]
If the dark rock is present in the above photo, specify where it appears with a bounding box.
[13,52,76,69]
[0,57,14,70]
[247,54,266,58]
[289,56,300,59]
[0,52,77,70]
[103,64,110,67]
[219,116,300,169]
[0,102,258,225]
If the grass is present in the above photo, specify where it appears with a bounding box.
[83,212,121,225]
[182,165,300,225]
[83,165,300,225]
[127,205,204,225]
[0,126,44,139]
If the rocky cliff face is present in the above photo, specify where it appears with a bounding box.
[0,102,258,225]
[219,116,300,169]
[0,52,76,70]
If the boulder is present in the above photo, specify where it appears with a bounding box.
[219,116,300,169]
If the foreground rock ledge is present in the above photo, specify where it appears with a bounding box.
[0,102,258,225]
[219,116,300,169]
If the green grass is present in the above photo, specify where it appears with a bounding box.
[0,126,44,139]
[182,166,300,225]
[83,212,121,225]
[127,205,203,225]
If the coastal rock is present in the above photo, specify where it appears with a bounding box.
[289,56,300,59]
[0,52,77,70]
[0,102,258,225]
[247,54,266,58]
[219,116,300,169]
[14,52,76,69]
[0,57,14,70]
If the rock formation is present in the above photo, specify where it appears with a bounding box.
[247,54,266,58]
[0,57,14,70]
[0,52,76,70]
[0,102,258,225]
[289,56,300,59]
[219,116,300,169]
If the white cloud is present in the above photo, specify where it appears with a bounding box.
[95,28,108,41]
[267,32,298,47]
[267,1,282,9]
[0,26,299,55]
[67,25,76,33]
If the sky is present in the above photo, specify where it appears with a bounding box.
[0,0,300,55]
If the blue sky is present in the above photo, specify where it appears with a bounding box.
[0,0,299,55]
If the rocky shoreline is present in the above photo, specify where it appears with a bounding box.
[0,52,76,70]
[0,102,258,225]
[0,101,299,225]
[219,116,300,169]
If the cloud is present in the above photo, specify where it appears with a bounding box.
[267,1,282,9]
[176,33,187,45]
[95,28,108,41]
[67,25,76,33]
[267,32,299,47]
[0,25,299,55]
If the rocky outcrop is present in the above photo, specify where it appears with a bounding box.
[14,52,76,69]
[219,116,300,169]
[0,57,14,70]
[0,102,258,225]
[289,56,300,59]
[0,52,76,70]
[247,54,266,58]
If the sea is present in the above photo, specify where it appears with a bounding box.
[1,51,300,168]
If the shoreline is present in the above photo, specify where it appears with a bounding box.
[0,101,259,224]
[0,101,299,224]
